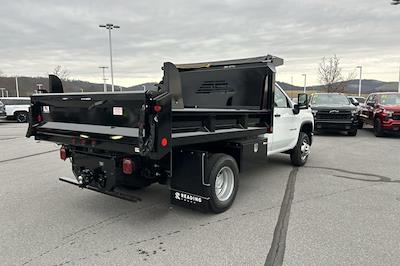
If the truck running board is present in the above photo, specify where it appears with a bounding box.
[59,177,142,202]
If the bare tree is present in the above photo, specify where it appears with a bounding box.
[52,65,70,80]
[318,55,355,93]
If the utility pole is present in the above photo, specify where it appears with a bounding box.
[36,84,43,92]
[356,66,362,96]
[99,66,108,92]
[302,74,307,93]
[15,76,19,97]
[99,23,120,92]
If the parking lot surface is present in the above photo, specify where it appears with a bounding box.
[1,121,399,266]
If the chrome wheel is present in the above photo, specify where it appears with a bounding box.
[215,166,235,202]
[300,139,310,161]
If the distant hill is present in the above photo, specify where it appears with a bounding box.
[0,76,397,97]
[277,79,398,95]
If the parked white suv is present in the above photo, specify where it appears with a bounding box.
[0,97,31,122]
[267,84,314,166]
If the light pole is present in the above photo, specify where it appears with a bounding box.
[99,23,120,92]
[99,66,108,92]
[0,88,5,98]
[356,66,362,96]
[302,74,307,93]
[15,76,19,97]
[397,66,400,93]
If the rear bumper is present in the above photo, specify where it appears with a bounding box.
[314,119,358,131]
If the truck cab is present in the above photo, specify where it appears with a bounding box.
[267,84,313,165]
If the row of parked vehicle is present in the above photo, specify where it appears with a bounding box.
[309,92,400,137]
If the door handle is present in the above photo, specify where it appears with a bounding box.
[274,114,281,117]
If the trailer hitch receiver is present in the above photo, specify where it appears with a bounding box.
[77,169,94,188]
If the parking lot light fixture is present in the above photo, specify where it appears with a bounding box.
[356,66,362,97]
[302,74,307,93]
[99,23,120,92]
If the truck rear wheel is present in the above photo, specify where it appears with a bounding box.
[290,132,310,166]
[15,111,28,123]
[207,154,239,213]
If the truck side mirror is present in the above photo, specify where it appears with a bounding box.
[293,93,308,114]
[298,93,308,107]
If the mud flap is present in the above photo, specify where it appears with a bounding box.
[170,150,211,211]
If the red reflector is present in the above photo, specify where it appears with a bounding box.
[60,147,67,161]
[161,137,168,147]
[122,158,134,175]
[154,105,162,113]
[37,115,43,123]
[91,139,96,146]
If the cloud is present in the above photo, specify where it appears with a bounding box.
[0,0,399,86]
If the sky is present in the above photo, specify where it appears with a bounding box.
[0,0,399,87]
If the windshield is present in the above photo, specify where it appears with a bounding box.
[380,94,400,105]
[311,94,350,106]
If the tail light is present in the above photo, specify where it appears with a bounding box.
[122,158,134,175]
[161,137,168,147]
[154,105,162,113]
[37,115,43,123]
[60,147,68,161]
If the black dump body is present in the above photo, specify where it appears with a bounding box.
[26,55,282,199]
[27,55,282,160]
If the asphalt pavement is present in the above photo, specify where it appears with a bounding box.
[0,121,399,266]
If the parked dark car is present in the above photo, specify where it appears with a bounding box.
[310,93,358,136]
[358,92,400,136]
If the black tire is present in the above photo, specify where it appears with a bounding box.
[290,132,311,166]
[15,111,28,123]
[206,153,239,213]
[357,121,364,129]
[347,129,357,136]
[374,118,384,137]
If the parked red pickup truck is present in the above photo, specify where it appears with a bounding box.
[358,92,400,136]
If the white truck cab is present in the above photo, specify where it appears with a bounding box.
[267,84,314,165]
[0,97,31,122]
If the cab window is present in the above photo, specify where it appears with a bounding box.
[274,88,290,108]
